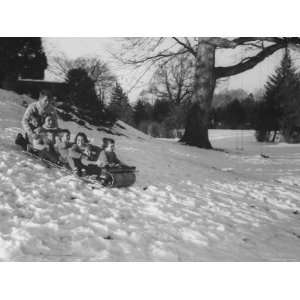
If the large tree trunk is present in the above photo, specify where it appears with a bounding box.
[180,42,216,149]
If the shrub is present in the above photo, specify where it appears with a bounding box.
[255,129,270,142]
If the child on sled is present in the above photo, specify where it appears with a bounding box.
[54,129,73,167]
[95,138,135,186]
[68,132,104,176]
[97,138,124,168]
[29,115,60,163]
[68,132,91,175]
[40,114,60,146]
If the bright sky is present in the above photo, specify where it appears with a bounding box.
[42,38,298,102]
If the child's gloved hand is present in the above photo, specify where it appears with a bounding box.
[35,127,42,134]
[32,133,38,139]
[83,149,91,158]
[32,132,42,139]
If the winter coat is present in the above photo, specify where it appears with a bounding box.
[32,136,48,151]
[97,150,121,168]
[31,128,50,150]
[40,126,59,145]
[70,144,102,166]
[22,101,58,135]
[56,141,73,163]
[69,144,87,159]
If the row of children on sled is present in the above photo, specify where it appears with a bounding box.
[27,114,124,177]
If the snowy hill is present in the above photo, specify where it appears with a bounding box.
[0,89,300,261]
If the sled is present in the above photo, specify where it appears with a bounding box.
[100,166,136,188]
[22,148,137,188]
[16,133,137,188]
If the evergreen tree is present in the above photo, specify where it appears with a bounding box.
[133,99,152,126]
[66,68,98,109]
[242,93,256,128]
[108,83,134,125]
[224,99,246,129]
[152,99,172,122]
[257,49,300,141]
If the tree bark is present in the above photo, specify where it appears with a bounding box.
[271,130,277,143]
[180,42,216,149]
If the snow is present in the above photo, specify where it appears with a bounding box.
[0,89,300,261]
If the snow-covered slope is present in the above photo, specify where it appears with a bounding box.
[0,89,300,261]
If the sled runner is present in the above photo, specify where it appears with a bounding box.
[15,133,136,188]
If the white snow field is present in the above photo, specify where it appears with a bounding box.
[0,89,300,261]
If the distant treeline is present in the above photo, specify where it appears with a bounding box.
[130,90,261,138]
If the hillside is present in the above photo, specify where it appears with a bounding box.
[0,89,300,261]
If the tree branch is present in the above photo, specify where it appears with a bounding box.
[207,37,282,49]
[231,37,281,46]
[215,37,300,78]
[115,49,189,65]
[215,43,285,78]
[172,37,196,56]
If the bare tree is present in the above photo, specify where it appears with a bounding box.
[149,54,193,104]
[49,55,117,105]
[119,37,300,149]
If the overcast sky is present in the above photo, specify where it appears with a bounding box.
[42,38,297,102]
